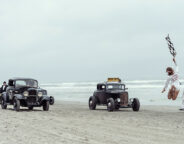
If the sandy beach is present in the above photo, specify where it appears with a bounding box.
[0,101,183,144]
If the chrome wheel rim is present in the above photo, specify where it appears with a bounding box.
[108,102,111,107]
[14,100,17,109]
[90,100,93,106]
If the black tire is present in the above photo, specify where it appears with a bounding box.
[28,106,34,110]
[13,97,20,111]
[132,98,140,111]
[107,98,115,112]
[88,96,97,110]
[49,96,55,105]
[115,104,120,110]
[1,99,7,109]
[0,96,2,104]
[43,101,49,111]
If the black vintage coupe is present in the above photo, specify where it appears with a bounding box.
[88,78,140,112]
[1,78,54,111]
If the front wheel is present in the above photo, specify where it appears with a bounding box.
[132,98,140,111]
[14,98,20,111]
[115,104,120,110]
[107,98,115,112]
[88,96,97,110]
[49,96,55,105]
[28,106,34,110]
[1,99,7,109]
[43,101,49,111]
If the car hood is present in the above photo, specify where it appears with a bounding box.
[16,87,46,92]
[27,87,46,92]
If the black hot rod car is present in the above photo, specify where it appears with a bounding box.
[1,78,54,111]
[88,78,140,112]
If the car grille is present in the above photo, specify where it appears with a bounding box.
[120,92,128,106]
[29,90,37,96]
[27,96,37,103]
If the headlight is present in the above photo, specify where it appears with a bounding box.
[23,91,29,97]
[117,98,121,102]
[43,90,47,95]
[38,92,43,97]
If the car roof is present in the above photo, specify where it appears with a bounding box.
[9,77,37,81]
[97,82,124,85]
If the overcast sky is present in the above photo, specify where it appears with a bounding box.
[0,0,184,83]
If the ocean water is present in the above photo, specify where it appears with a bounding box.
[40,80,184,106]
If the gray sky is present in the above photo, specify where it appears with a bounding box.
[1,0,184,82]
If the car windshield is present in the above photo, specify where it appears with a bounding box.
[15,80,38,88]
[107,84,124,90]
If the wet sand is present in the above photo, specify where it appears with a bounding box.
[0,101,184,144]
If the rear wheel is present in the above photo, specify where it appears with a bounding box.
[1,99,7,109]
[107,98,115,112]
[13,98,20,111]
[43,101,49,111]
[132,98,140,111]
[88,96,97,110]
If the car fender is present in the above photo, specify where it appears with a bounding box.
[2,92,7,97]
[40,96,50,105]
[93,95,100,104]
[13,94,24,100]
[1,92,7,101]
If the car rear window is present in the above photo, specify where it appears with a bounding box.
[107,84,123,90]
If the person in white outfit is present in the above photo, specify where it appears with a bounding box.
[180,91,184,110]
[162,58,180,101]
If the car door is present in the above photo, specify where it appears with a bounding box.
[96,84,107,104]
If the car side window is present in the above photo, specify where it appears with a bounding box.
[102,85,106,90]
[97,85,106,90]
[9,80,15,86]
[16,81,26,87]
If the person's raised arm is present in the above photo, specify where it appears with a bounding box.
[173,58,178,73]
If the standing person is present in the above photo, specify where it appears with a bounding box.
[162,58,180,100]
[180,91,184,110]
[1,81,8,93]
